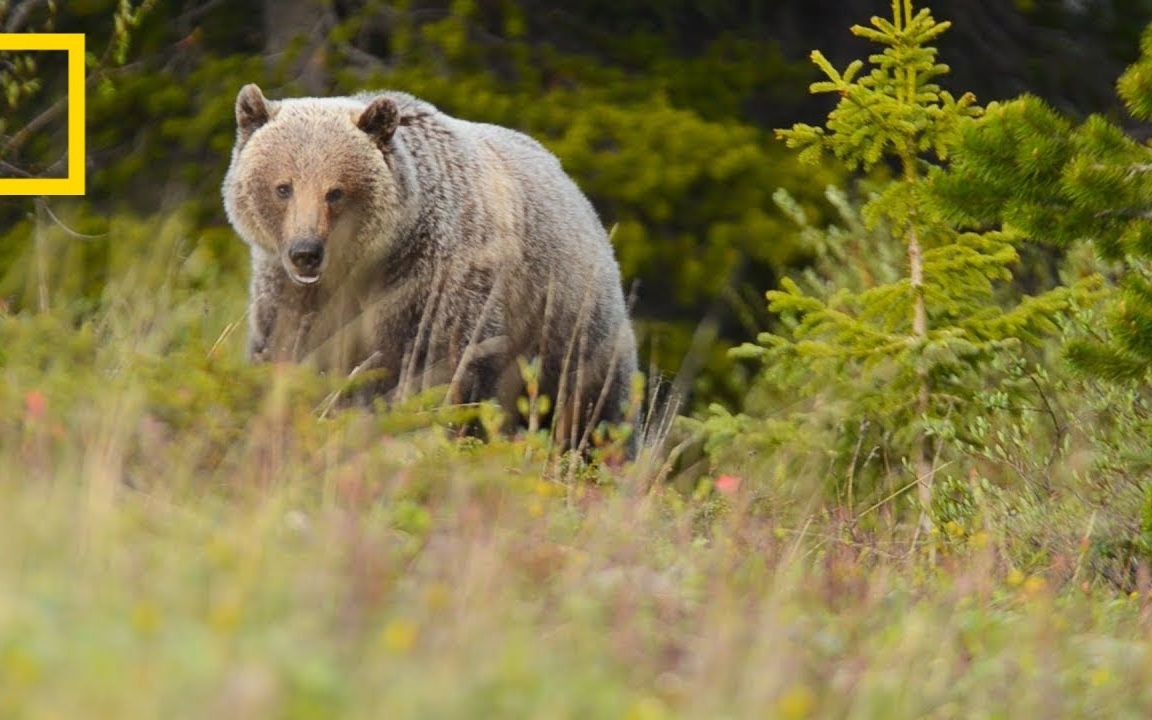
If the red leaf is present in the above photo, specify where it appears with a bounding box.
[715,474,741,496]
[24,390,46,420]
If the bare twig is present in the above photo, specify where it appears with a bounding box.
[207,312,246,360]
[1,94,68,160]
[444,270,506,406]
[37,200,108,240]
[846,419,870,509]
[1027,371,1067,483]
[0,160,33,177]
[400,264,447,401]
[317,350,384,419]
[33,200,49,311]
[4,0,51,33]
[549,282,596,455]
[174,0,230,29]
[858,462,955,520]
[576,324,626,453]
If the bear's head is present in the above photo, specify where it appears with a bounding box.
[222,84,408,286]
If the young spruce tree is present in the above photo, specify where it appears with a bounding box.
[727,0,1089,522]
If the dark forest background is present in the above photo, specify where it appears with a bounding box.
[4,0,1151,410]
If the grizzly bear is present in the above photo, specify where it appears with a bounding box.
[222,85,638,451]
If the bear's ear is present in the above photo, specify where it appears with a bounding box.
[236,84,272,140]
[357,96,400,147]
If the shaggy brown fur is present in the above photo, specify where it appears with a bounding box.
[222,85,638,450]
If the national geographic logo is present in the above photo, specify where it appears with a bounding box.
[0,33,85,195]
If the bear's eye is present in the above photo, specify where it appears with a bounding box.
[325,188,345,204]
[275,183,292,200]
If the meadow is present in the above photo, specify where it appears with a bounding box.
[0,213,1150,719]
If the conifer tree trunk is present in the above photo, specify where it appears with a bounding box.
[908,223,933,520]
[263,0,332,94]
[897,21,934,522]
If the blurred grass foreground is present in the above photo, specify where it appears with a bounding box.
[0,213,1147,720]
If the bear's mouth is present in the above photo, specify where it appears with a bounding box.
[287,269,322,285]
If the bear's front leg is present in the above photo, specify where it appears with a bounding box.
[247,251,284,362]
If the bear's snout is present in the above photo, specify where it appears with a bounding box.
[287,238,325,283]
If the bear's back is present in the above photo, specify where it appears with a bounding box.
[451,117,612,253]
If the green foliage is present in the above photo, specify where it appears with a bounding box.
[706,0,1095,515]
[939,24,1152,385]
[0,0,158,177]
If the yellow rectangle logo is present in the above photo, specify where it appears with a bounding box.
[0,33,85,196]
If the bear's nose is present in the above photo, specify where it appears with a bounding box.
[288,239,324,274]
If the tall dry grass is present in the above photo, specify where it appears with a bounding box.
[2,212,1152,718]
